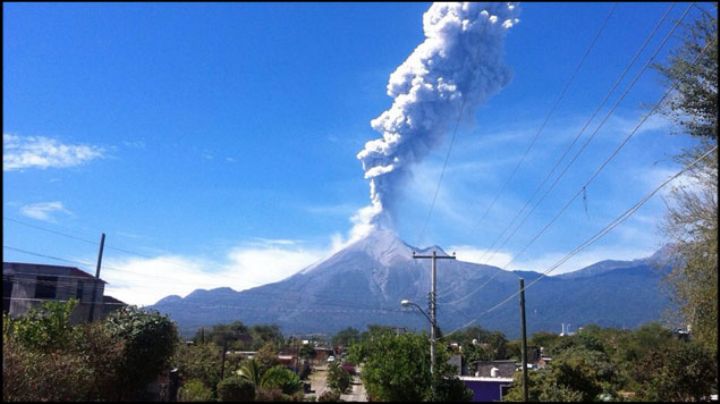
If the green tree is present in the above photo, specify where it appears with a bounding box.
[217,376,256,401]
[505,346,618,402]
[529,330,562,353]
[260,365,303,395]
[332,327,361,348]
[9,298,80,352]
[656,7,717,140]
[2,338,95,401]
[199,321,251,350]
[175,342,223,398]
[635,340,717,401]
[327,362,351,394]
[255,341,280,374]
[250,324,285,350]
[655,4,718,359]
[349,329,470,402]
[504,369,583,402]
[318,389,343,402]
[237,358,264,387]
[178,378,214,402]
[104,306,179,400]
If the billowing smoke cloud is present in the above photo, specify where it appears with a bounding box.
[351,2,519,240]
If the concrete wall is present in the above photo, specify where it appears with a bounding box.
[5,273,106,323]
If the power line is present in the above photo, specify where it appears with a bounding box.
[4,216,99,245]
[440,144,717,339]
[2,245,420,312]
[481,2,694,266]
[476,2,679,265]
[4,271,411,314]
[470,3,618,235]
[440,25,710,306]
[4,216,178,261]
[2,296,127,306]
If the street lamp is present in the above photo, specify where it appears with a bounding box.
[401,299,439,401]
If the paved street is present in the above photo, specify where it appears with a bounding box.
[340,373,367,402]
[306,365,367,402]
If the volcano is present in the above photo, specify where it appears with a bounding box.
[150,229,674,338]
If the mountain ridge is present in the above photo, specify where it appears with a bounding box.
[149,230,675,338]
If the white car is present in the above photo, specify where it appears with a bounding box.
[327,355,336,363]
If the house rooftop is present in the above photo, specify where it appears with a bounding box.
[459,376,514,383]
[102,295,126,305]
[3,262,107,283]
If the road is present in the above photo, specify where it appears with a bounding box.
[306,365,367,402]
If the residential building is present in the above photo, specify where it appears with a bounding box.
[459,376,514,402]
[3,262,125,323]
[471,360,516,378]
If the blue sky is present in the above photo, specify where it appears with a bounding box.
[4,2,712,305]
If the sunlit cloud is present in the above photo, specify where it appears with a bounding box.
[3,133,105,171]
[19,201,71,222]
[101,240,332,306]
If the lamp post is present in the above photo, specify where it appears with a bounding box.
[401,299,439,401]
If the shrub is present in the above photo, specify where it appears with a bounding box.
[178,379,214,402]
[175,342,223,396]
[217,376,255,401]
[104,306,179,399]
[318,389,343,402]
[2,338,93,401]
[327,362,350,393]
[256,387,288,401]
[8,298,79,352]
[262,365,304,395]
[71,323,126,400]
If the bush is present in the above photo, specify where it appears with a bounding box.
[2,338,93,401]
[217,376,255,401]
[3,300,180,402]
[104,306,179,399]
[178,379,214,402]
[262,365,304,395]
[175,342,223,396]
[71,323,126,400]
[327,362,350,393]
[256,387,288,401]
[8,298,79,352]
[318,389,342,402]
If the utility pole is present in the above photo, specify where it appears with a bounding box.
[413,249,455,401]
[88,233,106,322]
[519,278,529,402]
[220,339,228,380]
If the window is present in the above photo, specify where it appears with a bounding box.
[500,383,512,397]
[76,281,84,301]
[3,281,12,313]
[35,276,58,299]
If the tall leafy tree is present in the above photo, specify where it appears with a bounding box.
[655,5,718,358]
[349,328,471,402]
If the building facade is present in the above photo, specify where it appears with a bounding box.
[3,262,123,323]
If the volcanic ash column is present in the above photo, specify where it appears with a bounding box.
[350,2,520,241]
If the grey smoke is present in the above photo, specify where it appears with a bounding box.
[352,2,519,238]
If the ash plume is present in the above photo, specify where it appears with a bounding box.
[351,2,520,240]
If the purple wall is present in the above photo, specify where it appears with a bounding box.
[462,379,512,402]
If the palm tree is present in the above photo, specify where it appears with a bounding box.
[236,358,262,387]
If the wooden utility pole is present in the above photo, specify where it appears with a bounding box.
[220,340,228,380]
[519,278,529,402]
[88,233,106,322]
[413,250,455,401]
